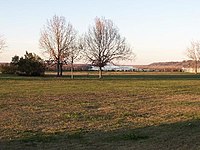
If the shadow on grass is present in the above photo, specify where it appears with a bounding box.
[1,119,200,150]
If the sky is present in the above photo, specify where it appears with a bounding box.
[1,0,200,65]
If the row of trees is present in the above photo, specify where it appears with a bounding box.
[39,15,134,78]
[0,16,133,78]
[2,15,200,76]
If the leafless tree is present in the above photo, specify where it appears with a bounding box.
[39,15,76,76]
[0,35,6,52]
[83,17,134,78]
[186,41,200,74]
[68,38,82,79]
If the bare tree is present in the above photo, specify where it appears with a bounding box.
[68,38,82,79]
[186,41,200,74]
[39,15,76,76]
[0,35,6,52]
[83,17,134,78]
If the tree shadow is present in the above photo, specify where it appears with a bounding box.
[1,119,200,150]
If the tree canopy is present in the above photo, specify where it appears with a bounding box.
[83,17,134,78]
[39,15,77,76]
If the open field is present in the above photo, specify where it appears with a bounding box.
[1,73,200,149]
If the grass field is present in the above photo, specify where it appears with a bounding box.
[1,72,200,149]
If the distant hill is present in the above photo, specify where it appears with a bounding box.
[134,60,196,71]
[150,60,197,68]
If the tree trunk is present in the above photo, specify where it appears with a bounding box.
[57,61,60,77]
[99,67,102,79]
[71,63,74,79]
[195,60,198,74]
[60,63,63,76]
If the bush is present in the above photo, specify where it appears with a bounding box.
[1,52,45,76]
[17,58,45,76]
[17,52,45,76]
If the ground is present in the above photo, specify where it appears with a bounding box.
[0,72,200,150]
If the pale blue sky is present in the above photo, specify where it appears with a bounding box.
[1,0,200,64]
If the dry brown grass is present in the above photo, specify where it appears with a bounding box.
[0,75,200,149]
